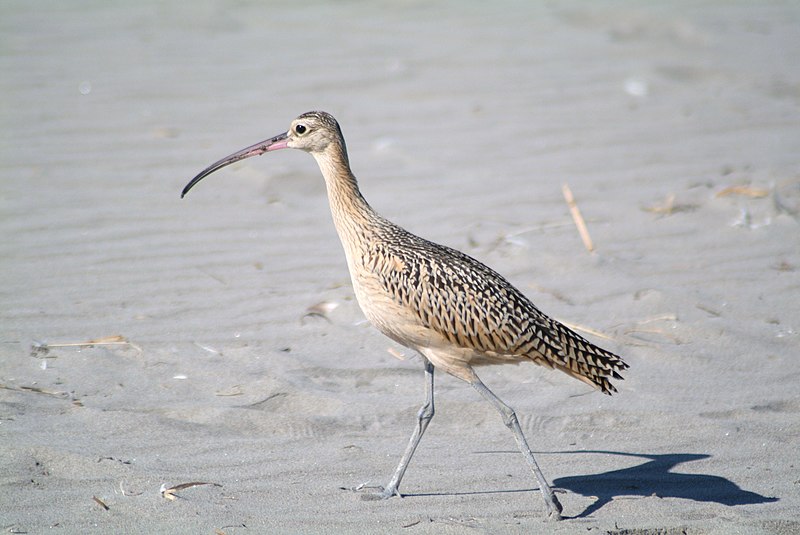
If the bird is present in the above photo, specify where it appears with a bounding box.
[181,111,628,521]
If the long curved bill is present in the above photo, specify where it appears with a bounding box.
[181,131,290,198]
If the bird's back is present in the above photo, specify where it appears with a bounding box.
[346,218,627,393]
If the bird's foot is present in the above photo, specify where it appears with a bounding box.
[544,490,564,521]
[357,484,401,501]
[546,508,563,522]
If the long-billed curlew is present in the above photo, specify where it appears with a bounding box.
[182,111,628,521]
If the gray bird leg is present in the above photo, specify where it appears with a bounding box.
[470,376,563,521]
[366,358,435,500]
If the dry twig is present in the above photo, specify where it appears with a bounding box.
[31,335,141,357]
[92,496,109,511]
[0,384,70,398]
[561,321,613,341]
[716,185,769,198]
[562,183,595,253]
[160,481,222,501]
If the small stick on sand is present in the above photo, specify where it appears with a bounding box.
[92,496,109,511]
[38,334,131,348]
[0,384,70,398]
[562,183,595,253]
[160,481,222,501]
[716,185,769,198]
[31,335,142,357]
[561,321,613,341]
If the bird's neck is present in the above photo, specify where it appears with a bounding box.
[312,148,380,257]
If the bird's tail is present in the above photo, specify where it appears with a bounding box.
[546,321,629,395]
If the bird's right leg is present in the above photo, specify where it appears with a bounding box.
[363,357,435,500]
[470,375,563,521]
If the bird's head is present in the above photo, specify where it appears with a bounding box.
[181,110,346,198]
[286,111,345,154]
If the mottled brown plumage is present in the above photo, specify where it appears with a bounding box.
[355,222,626,391]
[182,111,629,521]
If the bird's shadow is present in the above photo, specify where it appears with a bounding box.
[392,450,776,519]
[551,450,778,518]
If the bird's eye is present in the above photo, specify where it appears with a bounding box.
[295,124,307,135]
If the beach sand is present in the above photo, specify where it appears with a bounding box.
[2,2,799,533]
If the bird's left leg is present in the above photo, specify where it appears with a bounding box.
[363,357,435,500]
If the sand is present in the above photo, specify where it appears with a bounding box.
[2,1,799,533]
